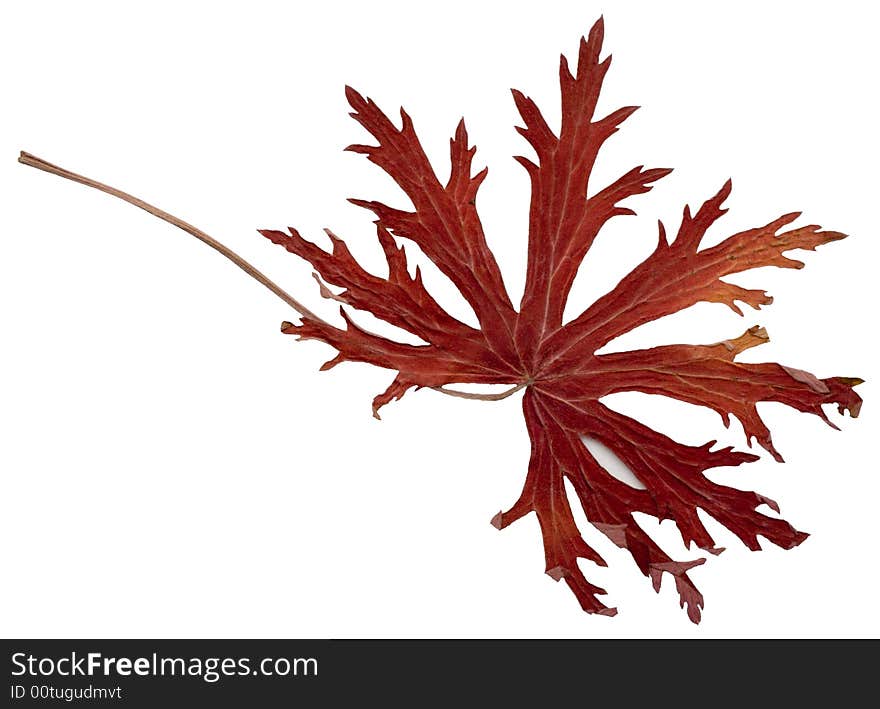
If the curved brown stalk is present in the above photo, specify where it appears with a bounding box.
[433,381,529,401]
[18,151,327,324]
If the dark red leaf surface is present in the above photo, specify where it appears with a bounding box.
[259,18,861,622]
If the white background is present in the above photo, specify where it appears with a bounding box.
[1,1,877,638]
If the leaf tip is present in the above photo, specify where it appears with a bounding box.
[589,15,605,42]
[766,439,785,463]
[757,494,781,514]
[320,355,344,372]
[791,530,810,548]
[344,84,364,107]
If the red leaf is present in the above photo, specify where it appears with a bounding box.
[18,17,856,626]
[18,9,864,624]
[256,17,862,622]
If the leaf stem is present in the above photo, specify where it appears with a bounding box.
[433,381,529,401]
[18,151,329,325]
[18,151,527,404]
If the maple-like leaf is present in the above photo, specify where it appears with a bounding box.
[258,18,861,623]
[19,18,862,624]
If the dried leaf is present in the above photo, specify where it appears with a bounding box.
[259,18,861,622]
[21,17,860,624]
